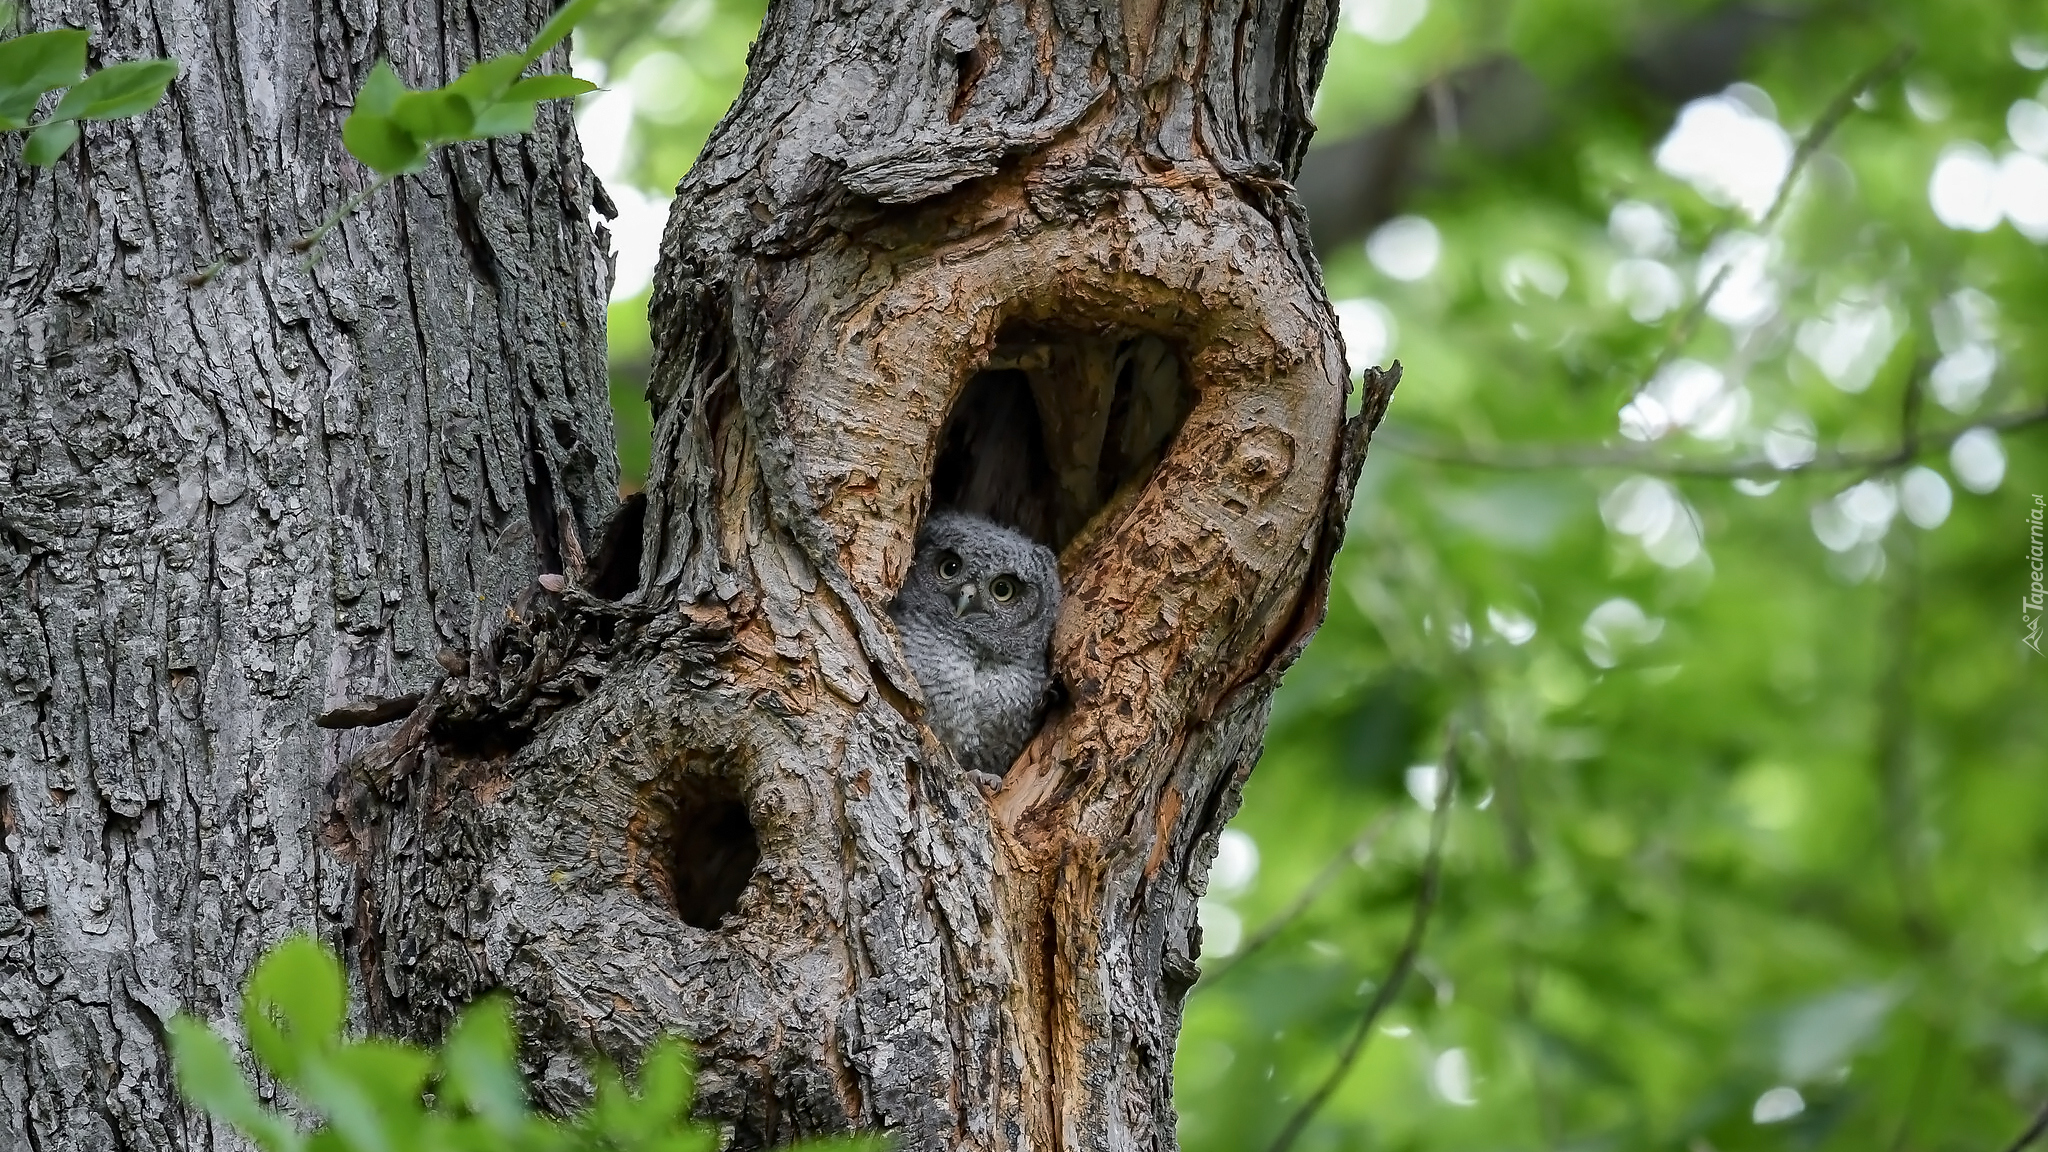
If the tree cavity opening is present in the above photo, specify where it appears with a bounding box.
[930,327,1193,552]
[661,774,761,929]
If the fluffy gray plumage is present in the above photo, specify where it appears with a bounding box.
[889,510,1061,779]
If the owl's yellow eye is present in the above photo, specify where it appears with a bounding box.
[989,576,1017,602]
[937,554,962,580]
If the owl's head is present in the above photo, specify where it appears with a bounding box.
[895,510,1061,663]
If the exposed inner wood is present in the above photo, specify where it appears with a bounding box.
[934,329,1191,552]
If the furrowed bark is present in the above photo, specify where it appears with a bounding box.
[0,2,613,1148]
[353,1,1393,1150]
[4,0,1393,1149]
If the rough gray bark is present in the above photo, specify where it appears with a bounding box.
[4,0,1395,1150]
[0,2,614,1148]
[349,1,1393,1151]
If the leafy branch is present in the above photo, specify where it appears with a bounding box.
[1378,399,2048,478]
[1641,43,1916,391]
[1381,45,1965,485]
[171,936,879,1152]
[0,12,178,167]
[293,0,603,256]
[1196,812,1393,989]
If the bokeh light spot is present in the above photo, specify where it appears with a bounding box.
[1367,216,1442,281]
[1752,1086,1806,1124]
[1332,297,1397,372]
[1343,0,1429,43]
[1655,92,1791,219]
[1950,427,2007,493]
[1899,466,1953,529]
[1929,142,2002,231]
[1211,829,1260,895]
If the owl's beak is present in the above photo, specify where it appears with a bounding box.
[953,584,987,618]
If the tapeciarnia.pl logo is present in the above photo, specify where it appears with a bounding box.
[2027,494,2045,656]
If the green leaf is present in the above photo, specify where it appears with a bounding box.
[294,1039,435,1152]
[48,57,177,122]
[20,118,77,166]
[355,59,406,117]
[167,1017,262,1116]
[167,1016,306,1152]
[297,1057,399,1152]
[448,54,528,103]
[633,1039,694,1122]
[242,935,346,1081]
[390,88,475,143]
[502,74,597,102]
[465,99,537,140]
[439,997,528,1132]
[521,0,604,65]
[0,27,88,109]
[342,63,431,174]
[342,109,427,174]
[578,1062,639,1142]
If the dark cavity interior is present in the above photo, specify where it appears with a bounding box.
[662,774,761,929]
[929,327,1193,551]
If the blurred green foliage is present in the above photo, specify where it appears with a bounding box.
[588,0,2048,1147]
[572,0,768,488]
[169,936,878,1152]
[573,0,767,192]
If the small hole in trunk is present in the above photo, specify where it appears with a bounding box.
[665,775,760,929]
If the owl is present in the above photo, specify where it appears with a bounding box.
[889,510,1062,780]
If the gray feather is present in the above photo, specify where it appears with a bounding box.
[888,511,1060,778]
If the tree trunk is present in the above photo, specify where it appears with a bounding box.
[355,0,1392,1149]
[0,2,614,1148]
[3,1,1395,1151]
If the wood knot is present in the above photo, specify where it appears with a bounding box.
[1219,428,1296,513]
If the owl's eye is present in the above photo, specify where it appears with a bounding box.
[937,554,962,580]
[988,575,1018,602]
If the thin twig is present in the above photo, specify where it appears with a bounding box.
[1999,1099,2048,1152]
[1198,813,1395,988]
[292,173,396,257]
[1641,44,1916,388]
[1766,44,1918,233]
[1377,401,2048,479]
[1885,1025,1947,1152]
[1874,362,1940,944]
[1263,730,1458,1152]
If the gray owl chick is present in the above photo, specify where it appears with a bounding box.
[889,511,1061,780]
